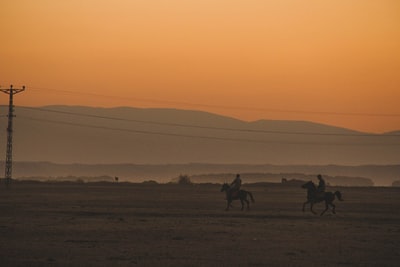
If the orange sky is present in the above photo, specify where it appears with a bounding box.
[1,0,400,133]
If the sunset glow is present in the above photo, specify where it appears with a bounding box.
[1,0,399,133]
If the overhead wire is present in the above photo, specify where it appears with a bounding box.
[2,86,399,146]
[17,106,400,137]
[17,115,400,146]
[26,86,400,118]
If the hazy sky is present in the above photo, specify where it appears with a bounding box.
[1,0,399,133]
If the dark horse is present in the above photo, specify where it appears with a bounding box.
[220,183,255,211]
[302,181,343,216]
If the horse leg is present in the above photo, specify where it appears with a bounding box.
[310,202,317,215]
[331,202,336,214]
[226,200,231,211]
[245,199,250,211]
[320,201,329,216]
[302,201,309,212]
[240,199,245,211]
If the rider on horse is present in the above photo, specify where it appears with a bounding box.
[228,174,242,198]
[316,174,326,198]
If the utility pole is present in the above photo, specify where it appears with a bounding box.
[0,85,25,186]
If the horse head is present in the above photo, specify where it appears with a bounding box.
[302,181,316,191]
[220,183,230,192]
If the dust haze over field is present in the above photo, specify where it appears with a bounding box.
[2,105,398,166]
[0,105,398,186]
[0,105,399,186]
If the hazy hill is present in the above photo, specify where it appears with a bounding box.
[0,105,398,166]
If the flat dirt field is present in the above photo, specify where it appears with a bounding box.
[1,182,400,266]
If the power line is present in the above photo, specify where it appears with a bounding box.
[18,115,400,146]
[21,116,269,144]
[17,106,400,137]
[27,86,400,118]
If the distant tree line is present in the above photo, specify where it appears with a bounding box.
[189,173,374,187]
[392,180,400,187]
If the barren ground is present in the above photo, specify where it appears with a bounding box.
[1,182,399,266]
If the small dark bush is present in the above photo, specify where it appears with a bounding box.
[177,174,192,185]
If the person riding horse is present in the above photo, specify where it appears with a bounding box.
[228,174,242,198]
[316,174,326,198]
[302,180,343,216]
[221,176,255,211]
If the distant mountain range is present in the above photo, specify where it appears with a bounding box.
[0,105,398,166]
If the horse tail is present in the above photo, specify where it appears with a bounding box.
[335,191,343,201]
[247,191,255,203]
